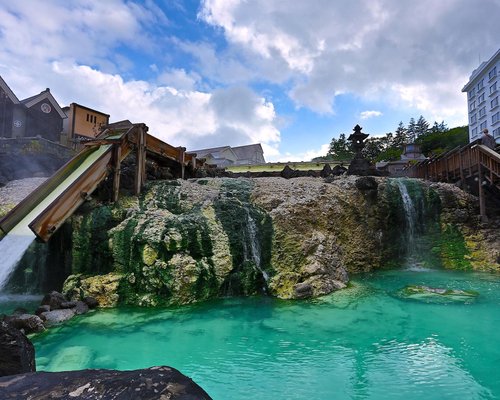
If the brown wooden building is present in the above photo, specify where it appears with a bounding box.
[62,103,110,145]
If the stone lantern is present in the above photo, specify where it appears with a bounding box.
[347,124,372,175]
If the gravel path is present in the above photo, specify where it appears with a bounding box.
[0,177,47,212]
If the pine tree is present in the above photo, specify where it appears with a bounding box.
[327,133,354,161]
[393,121,407,147]
[415,115,430,138]
[407,118,416,143]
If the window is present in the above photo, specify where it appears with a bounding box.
[478,93,485,104]
[480,121,487,130]
[494,127,500,138]
[493,112,500,124]
[470,114,477,124]
[86,113,90,122]
[489,66,497,80]
[490,82,497,95]
[469,88,476,98]
[479,107,486,118]
[472,127,478,137]
[492,96,499,109]
[469,101,476,111]
[477,79,484,91]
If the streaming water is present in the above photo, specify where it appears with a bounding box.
[394,179,430,271]
[245,210,269,283]
[0,146,111,291]
[30,268,500,400]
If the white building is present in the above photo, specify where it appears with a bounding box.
[462,48,500,142]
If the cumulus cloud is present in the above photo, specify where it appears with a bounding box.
[50,63,280,151]
[199,0,500,124]
[275,143,331,162]
[360,110,383,120]
[0,1,281,156]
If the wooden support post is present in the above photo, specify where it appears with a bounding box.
[478,167,488,223]
[178,147,186,179]
[112,144,121,202]
[459,151,465,188]
[135,126,146,195]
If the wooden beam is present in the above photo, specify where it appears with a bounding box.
[112,144,121,202]
[478,167,488,223]
[178,146,186,179]
[134,126,146,195]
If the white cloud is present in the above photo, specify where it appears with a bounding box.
[199,0,499,122]
[50,63,280,151]
[270,143,330,162]
[360,110,383,120]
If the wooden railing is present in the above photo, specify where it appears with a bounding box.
[406,141,500,220]
[0,123,203,241]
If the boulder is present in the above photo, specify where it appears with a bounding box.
[320,164,332,178]
[396,285,479,304]
[82,296,99,309]
[40,309,76,327]
[74,301,89,315]
[3,314,45,334]
[60,301,77,309]
[0,366,212,399]
[40,291,67,310]
[293,282,313,299]
[280,165,297,179]
[35,305,50,316]
[0,321,35,377]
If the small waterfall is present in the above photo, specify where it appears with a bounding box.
[0,145,112,292]
[0,232,37,290]
[394,179,429,271]
[245,209,269,285]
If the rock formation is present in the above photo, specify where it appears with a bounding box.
[0,321,36,377]
[49,176,499,307]
[0,366,212,399]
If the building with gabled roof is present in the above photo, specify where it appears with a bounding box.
[188,143,265,167]
[0,75,66,142]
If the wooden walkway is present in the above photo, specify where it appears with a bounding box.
[0,123,202,241]
[406,141,500,221]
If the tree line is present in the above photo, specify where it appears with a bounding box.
[314,116,469,163]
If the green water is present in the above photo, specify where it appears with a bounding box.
[32,269,500,400]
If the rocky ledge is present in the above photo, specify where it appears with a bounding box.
[0,366,212,399]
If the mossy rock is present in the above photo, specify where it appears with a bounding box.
[396,284,478,304]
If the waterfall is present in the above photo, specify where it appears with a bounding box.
[0,231,36,290]
[394,179,429,271]
[0,145,111,292]
[245,209,269,284]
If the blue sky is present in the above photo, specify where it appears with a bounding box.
[0,0,499,161]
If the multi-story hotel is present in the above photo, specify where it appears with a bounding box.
[462,48,500,143]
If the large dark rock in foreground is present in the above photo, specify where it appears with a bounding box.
[0,321,36,377]
[0,366,212,399]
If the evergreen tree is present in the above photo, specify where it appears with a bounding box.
[393,121,407,147]
[438,121,448,132]
[407,118,416,142]
[327,133,354,161]
[415,115,430,138]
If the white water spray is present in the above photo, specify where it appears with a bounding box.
[0,146,111,291]
[245,210,269,283]
[395,179,430,271]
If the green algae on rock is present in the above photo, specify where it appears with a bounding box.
[58,177,500,307]
[396,285,479,304]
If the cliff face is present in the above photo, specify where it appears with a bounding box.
[60,177,499,307]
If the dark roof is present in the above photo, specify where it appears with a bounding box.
[0,75,20,104]
[21,88,67,118]
[231,143,263,159]
[70,102,110,117]
[188,146,232,158]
